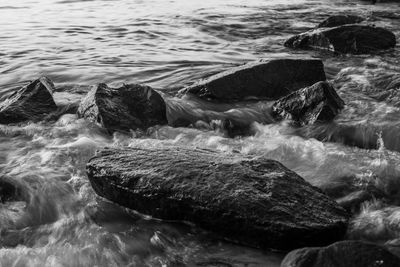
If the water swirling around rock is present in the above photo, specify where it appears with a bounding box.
[0,0,400,266]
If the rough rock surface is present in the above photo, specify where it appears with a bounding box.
[271,81,345,126]
[0,77,58,124]
[77,83,167,133]
[281,240,400,267]
[87,146,348,250]
[179,59,326,102]
[285,25,396,54]
[317,15,364,28]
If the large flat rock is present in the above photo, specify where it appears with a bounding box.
[87,146,348,250]
[178,59,326,102]
[77,83,167,133]
[285,25,396,54]
[0,77,58,124]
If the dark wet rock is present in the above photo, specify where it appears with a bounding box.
[285,25,396,54]
[0,77,58,124]
[317,15,364,28]
[77,83,167,133]
[281,240,400,267]
[87,146,348,250]
[272,81,345,126]
[0,177,22,203]
[179,59,326,102]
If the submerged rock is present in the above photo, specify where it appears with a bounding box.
[0,77,58,124]
[87,146,348,250]
[179,59,326,102]
[285,25,396,54]
[212,118,255,138]
[319,175,385,213]
[317,15,364,28]
[272,81,345,126]
[281,240,400,267]
[77,83,167,133]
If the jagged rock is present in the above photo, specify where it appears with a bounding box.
[285,25,396,54]
[0,77,58,124]
[271,81,344,126]
[317,15,364,28]
[281,240,400,267]
[77,83,167,133]
[87,146,348,250]
[179,59,326,102]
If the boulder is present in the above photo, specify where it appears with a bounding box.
[285,25,396,54]
[77,83,167,133]
[87,146,348,250]
[281,240,400,267]
[0,77,58,124]
[317,15,364,28]
[179,59,326,102]
[271,81,345,126]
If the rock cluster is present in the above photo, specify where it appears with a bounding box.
[179,58,326,102]
[0,13,398,266]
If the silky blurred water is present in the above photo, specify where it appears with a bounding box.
[1,0,400,266]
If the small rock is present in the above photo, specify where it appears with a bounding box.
[271,81,345,126]
[281,240,400,267]
[77,83,167,133]
[285,25,396,54]
[87,146,348,250]
[0,77,58,124]
[211,119,255,138]
[317,15,365,28]
[179,59,326,102]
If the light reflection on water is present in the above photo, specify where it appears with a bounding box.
[0,0,400,266]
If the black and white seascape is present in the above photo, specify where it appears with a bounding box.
[0,0,400,266]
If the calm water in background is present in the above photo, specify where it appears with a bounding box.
[1,0,400,266]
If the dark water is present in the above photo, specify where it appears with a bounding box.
[1,0,400,266]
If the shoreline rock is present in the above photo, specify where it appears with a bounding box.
[0,77,58,124]
[285,25,396,54]
[272,81,345,126]
[77,83,167,134]
[87,146,348,250]
[178,59,326,102]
